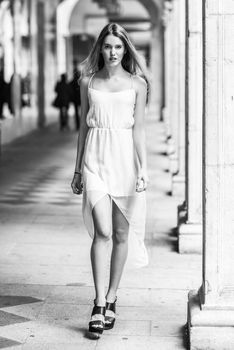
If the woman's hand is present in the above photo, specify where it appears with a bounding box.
[71,173,83,195]
[136,169,149,192]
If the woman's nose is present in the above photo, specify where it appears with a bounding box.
[110,47,116,55]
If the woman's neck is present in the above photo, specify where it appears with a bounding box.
[102,66,126,79]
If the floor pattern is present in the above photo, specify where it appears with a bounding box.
[0,166,82,207]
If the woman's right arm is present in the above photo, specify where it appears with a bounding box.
[71,77,90,194]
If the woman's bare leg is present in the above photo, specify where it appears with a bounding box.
[106,201,129,302]
[91,195,112,306]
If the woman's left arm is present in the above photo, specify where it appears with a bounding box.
[133,76,149,192]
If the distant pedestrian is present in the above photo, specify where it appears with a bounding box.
[7,75,14,115]
[0,70,7,119]
[71,23,150,337]
[69,69,81,131]
[54,74,70,130]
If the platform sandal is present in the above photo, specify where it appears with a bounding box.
[105,297,117,330]
[88,302,106,336]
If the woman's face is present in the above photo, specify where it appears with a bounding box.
[101,34,126,67]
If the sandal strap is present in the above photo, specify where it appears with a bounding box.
[92,305,106,316]
[106,298,117,313]
[91,313,105,322]
[105,309,116,318]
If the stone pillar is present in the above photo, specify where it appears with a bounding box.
[172,0,186,197]
[30,0,38,109]
[188,2,234,349]
[11,0,22,118]
[178,0,202,253]
[160,18,165,122]
[162,1,173,141]
[162,1,179,177]
[149,23,162,119]
[37,0,45,128]
[44,1,58,116]
[167,0,179,176]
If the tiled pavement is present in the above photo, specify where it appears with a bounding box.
[0,114,202,349]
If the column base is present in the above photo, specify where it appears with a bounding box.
[188,290,234,350]
[178,220,202,254]
[177,201,187,226]
[172,174,185,197]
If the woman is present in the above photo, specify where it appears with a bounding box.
[71,23,149,336]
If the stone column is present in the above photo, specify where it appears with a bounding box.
[178,0,202,253]
[37,0,45,128]
[162,1,179,177]
[162,1,173,141]
[172,0,186,197]
[149,23,162,119]
[44,1,58,116]
[167,0,179,176]
[188,2,234,348]
[160,18,165,122]
[11,0,22,118]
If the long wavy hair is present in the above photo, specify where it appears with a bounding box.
[80,23,150,89]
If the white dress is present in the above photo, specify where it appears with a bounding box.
[82,74,148,269]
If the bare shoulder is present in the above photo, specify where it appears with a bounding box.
[132,75,147,92]
[80,76,90,89]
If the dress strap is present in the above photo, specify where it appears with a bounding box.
[130,74,133,89]
[88,73,95,89]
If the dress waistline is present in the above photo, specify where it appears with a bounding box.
[89,126,132,130]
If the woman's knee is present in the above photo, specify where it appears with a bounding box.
[94,226,112,241]
[113,228,129,244]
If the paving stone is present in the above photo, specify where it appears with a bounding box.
[37,303,91,321]
[22,344,96,350]
[105,319,151,336]
[0,322,31,343]
[0,284,54,299]
[96,335,185,350]
[0,243,90,266]
[46,286,94,305]
[0,302,44,320]
[0,337,23,350]
[24,320,92,344]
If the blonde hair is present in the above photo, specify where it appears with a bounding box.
[80,23,150,89]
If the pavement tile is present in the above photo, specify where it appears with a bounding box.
[0,337,23,350]
[37,303,91,321]
[0,264,93,285]
[115,305,186,322]
[0,302,44,320]
[105,319,151,336]
[46,286,94,305]
[151,320,186,337]
[0,284,54,299]
[0,322,30,343]
[24,320,92,344]
[22,344,96,350]
[0,243,90,266]
[96,335,185,350]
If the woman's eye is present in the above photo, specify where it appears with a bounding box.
[116,45,122,49]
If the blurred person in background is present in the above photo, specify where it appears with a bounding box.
[54,73,70,130]
[71,23,150,338]
[0,70,7,119]
[69,68,81,131]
